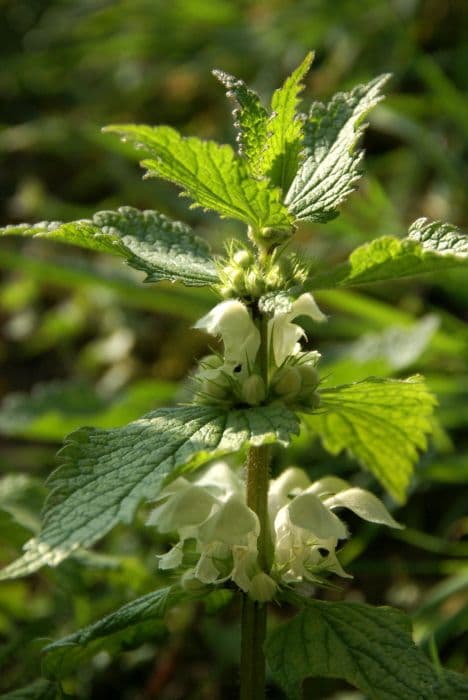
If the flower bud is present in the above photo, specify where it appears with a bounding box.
[233,249,253,268]
[244,269,264,298]
[248,572,278,602]
[298,365,320,390]
[241,374,266,406]
[272,367,302,397]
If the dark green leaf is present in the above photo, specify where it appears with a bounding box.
[42,586,185,679]
[266,598,468,700]
[0,405,299,579]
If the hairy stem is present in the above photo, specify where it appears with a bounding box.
[240,315,272,700]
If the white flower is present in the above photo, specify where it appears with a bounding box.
[148,460,402,599]
[268,467,402,583]
[194,300,260,376]
[268,293,326,367]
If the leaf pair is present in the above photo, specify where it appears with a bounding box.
[104,54,389,227]
[0,375,434,580]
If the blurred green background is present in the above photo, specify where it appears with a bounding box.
[0,1,467,698]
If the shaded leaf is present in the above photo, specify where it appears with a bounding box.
[0,405,299,579]
[266,598,468,700]
[42,586,185,679]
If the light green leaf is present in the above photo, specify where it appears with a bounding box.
[104,125,292,231]
[286,75,390,222]
[266,598,468,700]
[0,405,299,579]
[0,379,176,442]
[42,586,185,678]
[306,376,436,502]
[260,52,314,192]
[0,207,219,286]
[212,69,269,170]
[308,218,468,288]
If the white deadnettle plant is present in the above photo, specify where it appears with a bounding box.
[148,461,401,602]
[1,52,467,700]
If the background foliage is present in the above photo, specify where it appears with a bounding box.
[0,1,467,697]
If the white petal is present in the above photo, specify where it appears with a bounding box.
[269,316,304,366]
[195,300,260,368]
[195,552,223,583]
[325,488,403,529]
[307,476,350,499]
[158,543,184,570]
[148,485,216,533]
[197,496,259,545]
[248,572,278,602]
[268,467,310,518]
[195,461,244,500]
[230,545,258,592]
[289,293,326,323]
[287,492,348,540]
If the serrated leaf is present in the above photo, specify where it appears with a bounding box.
[213,69,269,170]
[0,680,59,700]
[285,74,390,222]
[0,405,299,580]
[305,376,436,502]
[266,598,468,700]
[42,586,185,679]
[308,218,468,288]
[260,52,314,192]
[0,207,218,286]
[104,125,293,231]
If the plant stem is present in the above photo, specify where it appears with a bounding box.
[240,445,271,700]
[240,313,272,700]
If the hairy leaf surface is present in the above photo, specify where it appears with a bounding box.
[260,52,314,192]
[104,125,292,231]
[42,586,185,678]
[0,405,299,579]
[308,218,468,288]
[285,75,390,222]
[306,376,436,502]
[266,598,468,700]
[0,207,218,286]
[213,70,269,170]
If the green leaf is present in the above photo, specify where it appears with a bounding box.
[0,379,176,442]
[0,248,214,320]
[306,376,436,502]
[0,405,299,579]
[285,74,390,222]
[42,586,185,679]
[212,69,269,171]
[0,680,59,700]
[260,52,314,192]
[0,207,219,286]
[308,218,468,288]
[104,125,292,231]
[266,598,468,700]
